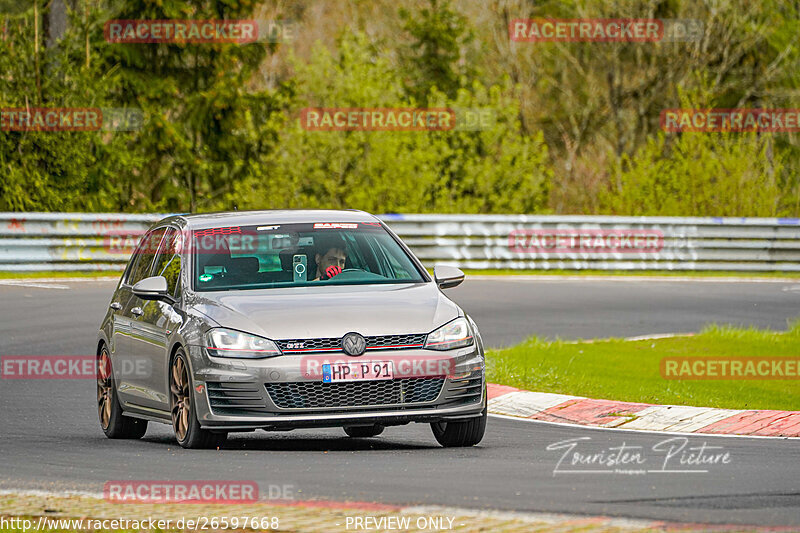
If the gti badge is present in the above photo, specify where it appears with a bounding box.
[341,332,367,356]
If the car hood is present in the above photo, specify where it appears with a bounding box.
[189,282,461,340]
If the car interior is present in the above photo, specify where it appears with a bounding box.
[192,230,405,290]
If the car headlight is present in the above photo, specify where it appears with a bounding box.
[205,328,282,359]
[424,317,474,351]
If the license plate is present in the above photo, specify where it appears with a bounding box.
[322,361,394,383]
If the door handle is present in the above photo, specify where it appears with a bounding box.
[131,307,143,316]
[109,302,121,310]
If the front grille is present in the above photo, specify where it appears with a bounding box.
[367,334,427,349]
[276,337,339,352]
[207,381,265,412]
[266,378,444,409]
[276,333,427,354]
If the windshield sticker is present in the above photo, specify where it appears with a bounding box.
[313,223,358,229]
[194,226,241,237]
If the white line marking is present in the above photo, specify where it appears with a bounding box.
[488,413,800,440]
[469,275,800,283]
[561,332,695,344]
[0,489,102,498]
[0,277,118,283]
[0,281,70,290]
[623,332,695,341]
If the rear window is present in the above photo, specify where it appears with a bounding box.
[191,222,425,292]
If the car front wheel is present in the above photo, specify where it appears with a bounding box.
[431,407,486,447]
[170,349,227,449]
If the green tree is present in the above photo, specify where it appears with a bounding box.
[398,0,476,103]
[225,32,550,214]
[0,1,140,211]
[599,131,785,216]
[96,0,291,212]
[475,0,800,214]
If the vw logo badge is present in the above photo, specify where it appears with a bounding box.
[341,332,367,356]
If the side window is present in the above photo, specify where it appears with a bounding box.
[343,233,370,271]
[152,228,182,296]
[372,236,415,280]
[127,228,166,286]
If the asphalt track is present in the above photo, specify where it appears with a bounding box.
[0,278,799,527]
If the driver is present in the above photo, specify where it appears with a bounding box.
[313,234,347,280]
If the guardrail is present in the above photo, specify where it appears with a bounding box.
[1,212,799,272]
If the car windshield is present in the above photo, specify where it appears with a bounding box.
[191,222,426,291]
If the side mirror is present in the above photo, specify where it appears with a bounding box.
[433,265,465,289]
[132,276,174,303]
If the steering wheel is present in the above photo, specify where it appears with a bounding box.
[323,267,366,280]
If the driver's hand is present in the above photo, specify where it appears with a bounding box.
[324,265,343,279]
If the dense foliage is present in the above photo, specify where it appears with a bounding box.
[1,0,798,215]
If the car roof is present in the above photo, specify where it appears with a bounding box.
[159,210,381,230]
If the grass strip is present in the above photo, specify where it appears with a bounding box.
[486,322,800,411]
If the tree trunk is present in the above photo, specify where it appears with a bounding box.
[45,0,69,49]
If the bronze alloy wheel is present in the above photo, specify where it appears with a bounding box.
[169,350,227,449]
[170,356,191,442]
[97,348,113,430]
[96,345,147,439]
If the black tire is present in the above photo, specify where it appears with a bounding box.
[97,345,148,439]
[431,406,487,447]
[343,424,385,438]
[170,349,227,449]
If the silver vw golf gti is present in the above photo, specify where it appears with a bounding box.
[97,210,486,448]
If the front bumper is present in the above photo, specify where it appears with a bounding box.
[186,345,486,430]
